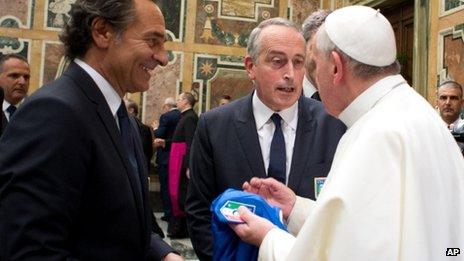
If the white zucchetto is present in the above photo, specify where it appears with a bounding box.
[325,5,397,67]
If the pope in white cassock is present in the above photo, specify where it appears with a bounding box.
[231,5,464,261]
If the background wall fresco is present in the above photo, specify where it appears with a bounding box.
[1,0,461,125]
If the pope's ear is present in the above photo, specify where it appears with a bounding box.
[331,51,344,85]
[244,56,256,80]
[90,17,114,49]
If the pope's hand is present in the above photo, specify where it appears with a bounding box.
[230,206,275,246]
[242,177,296,219]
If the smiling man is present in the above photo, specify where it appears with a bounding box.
[186,17,345,260]
[0,0,182,260]
[0,54,30,136]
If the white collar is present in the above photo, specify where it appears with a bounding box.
[2,99,12,112]
[303,75,317,98]
[339,75,406,128]
[252,91,298,131]
[74,58,122,117]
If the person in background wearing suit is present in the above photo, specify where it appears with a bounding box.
[124,97,166,238]
[125,98,155,170]
[186,17,346,260]
[0,54,30,137]
[0,0,182,260]
[154,97,181,222]
[301,10,330,101]
[167,92,198,238]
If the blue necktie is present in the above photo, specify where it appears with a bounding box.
[117,103,142,192]
[268,113,286,184]
[7,105,16,119]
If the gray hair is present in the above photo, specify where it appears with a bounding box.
[301,10,331,43]
[60,0,136,59]
[164,97,177,107]
[247,18,299,62]
[438,80,463,99]
[315,23,401,79]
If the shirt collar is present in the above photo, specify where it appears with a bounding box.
[339,75,406,128]
[74,58,122,117]
[303,75,317,98]
[252,91,298,130]
[2,100,12,112]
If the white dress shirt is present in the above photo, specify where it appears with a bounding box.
[2,100,17,121]
[74,58,122,127]
[252,91,298,184]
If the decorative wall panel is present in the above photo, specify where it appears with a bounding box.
[437,24,464,86]
[192,54,252,112]
[45,0,75,30]
[156,0,185,41]
[195,0,280,47]
[441,0,464,16]
[0,0,33,28]
[41,41,65,86]
[145,51,183,126]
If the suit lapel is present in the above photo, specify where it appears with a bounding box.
[287,97,315,191]
[64,63,146,228]
[234,93,266,179]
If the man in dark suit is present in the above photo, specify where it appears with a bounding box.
[0,0,182,260]
[153,97,181,221]
[186,18,346,260]
[0,54,30,137]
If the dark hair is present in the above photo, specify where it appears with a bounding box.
[221,94,231,100]
[0,54,29,73]
[438,80,463,99]
[182,92,196,107]
[59,0,136,59]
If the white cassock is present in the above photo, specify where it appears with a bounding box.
[259,75,464,261]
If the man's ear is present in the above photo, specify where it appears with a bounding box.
[331,51,344,86]
[91,17,114,49]
[244,56,256,81]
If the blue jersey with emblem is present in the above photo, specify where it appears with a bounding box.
[210,189,287,261]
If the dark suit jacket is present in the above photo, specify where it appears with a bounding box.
[0,62,173,260]
[0,88,3,137]
[186,93,346,260]
[154,109,181,166]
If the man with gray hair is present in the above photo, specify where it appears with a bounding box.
[301,9,331,100]
[153,97,181,222]
[231,6,464,260]
[186,17,345,260]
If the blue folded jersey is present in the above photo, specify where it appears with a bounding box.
[211,188,287,261]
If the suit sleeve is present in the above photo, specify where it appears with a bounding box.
[0,97,90,260]
[148,232,178,261]
[154,114,168,138]
[186,115,215,260]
